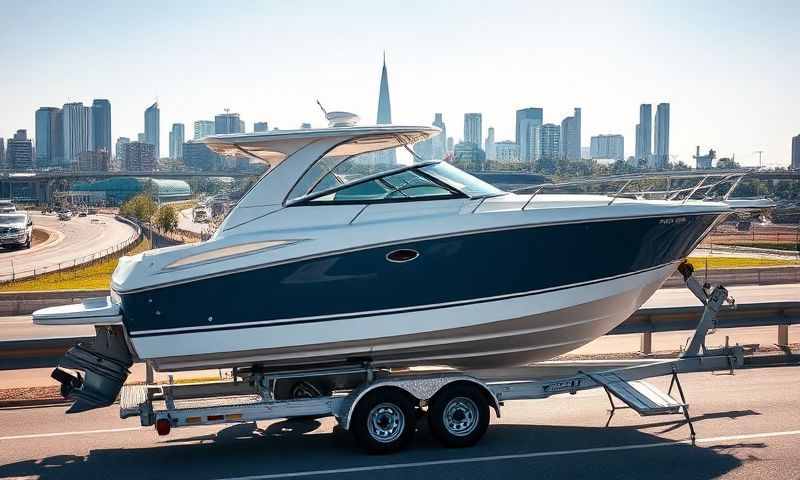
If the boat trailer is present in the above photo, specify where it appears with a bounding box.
[110,262,742,453]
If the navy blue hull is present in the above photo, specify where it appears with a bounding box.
[121,213,722,337]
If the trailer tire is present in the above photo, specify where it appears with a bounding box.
[428,383,490,448]
[351,388,416,454]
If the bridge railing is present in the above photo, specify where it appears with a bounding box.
[0,215,143,284]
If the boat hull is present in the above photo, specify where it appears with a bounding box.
[134,261,677,371]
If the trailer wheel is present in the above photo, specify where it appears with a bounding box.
[428,383,490,448]
[351,388,416,454]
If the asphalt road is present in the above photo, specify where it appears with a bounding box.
[1,365,799,479]
[0,213,137,281]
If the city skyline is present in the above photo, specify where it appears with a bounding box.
[0,1,797,166]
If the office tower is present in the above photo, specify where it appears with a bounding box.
[35,107,62,167]
[91,99,111,154]
[446,137,454,152]
[183,141,222,171]
[215,111,242,134]
[62,102,93,166]
[432,113,446,158]
[194,120,215,139]
[0,138,4,167]
[463,113,482,146]
[144,102,160,157]
[560,107,581,161]
[494,141,520,163]
[7,130,34,170]
[515,107,543,162]
[539,123,560,161]
[115,137,130,170]
[137,133,145,142]
[654,103,670,169]
[78,151,110,171]
[791,134,800,170]
[239,119,246,133]
[635,104,652,165]
[169,123,185,160]
[485,127,496,160]
[589,134,625,162]
[254,121,269,132]
[453,141,486,169]
[124,141,156,172]
[375,54,396,165]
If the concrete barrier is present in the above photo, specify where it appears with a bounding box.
[0,290,107,316]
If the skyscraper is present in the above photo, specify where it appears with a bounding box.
[137,133,145,143]
[792,134,800,170]
[62,102,92,166]
[124,141,156,172]
[590,134,625,162]
[635,104,652,165]
[375,54,396,165]
[215,111,242,134]
[463,113,482,146]
[432,113,446,158]
[183,141,222,171]
[560,107,581,161]
[539,124,561,162]
[254,121,269,132]
[144,102,160,158]
[194,120,215,139]
[0,138,4,168]
[169,123,185,160]
[7,130,34,170]
[91,99,112,154]
[654,103,670,169]
[515,108,543,163]
[485,127,496,160]
[115,137,130,170]
[35,107,63,167]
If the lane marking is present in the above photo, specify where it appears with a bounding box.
[210,429,800,480]
[0,426,144,441]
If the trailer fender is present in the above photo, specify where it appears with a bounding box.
[339,374,500,431]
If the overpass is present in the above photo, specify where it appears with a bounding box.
[0,169,264,203]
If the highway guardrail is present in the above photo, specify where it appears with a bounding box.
[1,301,798,371]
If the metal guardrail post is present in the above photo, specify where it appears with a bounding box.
[778,325,789,347]
[640,332,652,355]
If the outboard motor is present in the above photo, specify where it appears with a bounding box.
[51,325,133,413]
[33,296,133,413]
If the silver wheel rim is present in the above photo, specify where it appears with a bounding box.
[443,397,479,437]
[367,402,405,443]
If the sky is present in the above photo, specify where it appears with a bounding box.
[0,0,798,166]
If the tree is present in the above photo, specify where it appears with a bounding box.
[120,193,157,223]
[155,205,178,233]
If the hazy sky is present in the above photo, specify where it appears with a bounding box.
[1,0,798,166]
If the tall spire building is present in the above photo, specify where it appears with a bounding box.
[375,53,396,165]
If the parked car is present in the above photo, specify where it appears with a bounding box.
[0,212,33,249]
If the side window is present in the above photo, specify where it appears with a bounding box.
[310,169,455,203]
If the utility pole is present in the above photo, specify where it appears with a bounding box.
[753,150,764,169]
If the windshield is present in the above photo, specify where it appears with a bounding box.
[420,162,505,198]
[0,215,26,225]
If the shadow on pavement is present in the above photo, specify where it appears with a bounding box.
[0,422,746,480]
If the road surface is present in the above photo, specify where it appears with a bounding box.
[0,213,138,281]
[1,365,799,479]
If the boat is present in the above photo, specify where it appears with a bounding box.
[34,116,743,413]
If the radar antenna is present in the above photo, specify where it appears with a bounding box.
[316,100,328,117]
